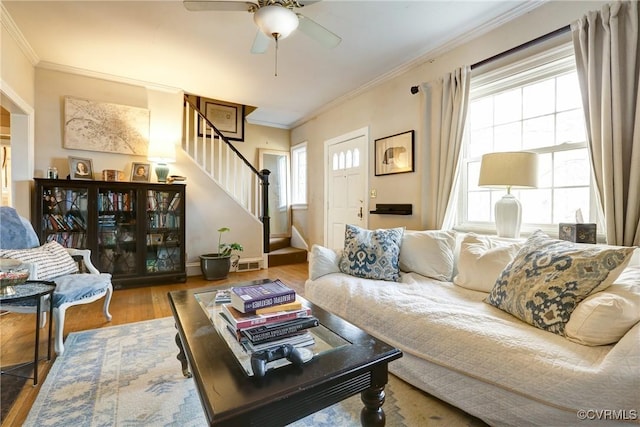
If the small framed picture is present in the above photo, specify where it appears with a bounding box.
[374,130,415,176]
[68,156,94,180]
[130,162,151,182]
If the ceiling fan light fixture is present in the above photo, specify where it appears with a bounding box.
[254,5,299,39]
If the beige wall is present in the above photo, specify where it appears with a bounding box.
[1,21,36,217]
[33,68,289,273]
[291,0,608,249]
[1,24,35,106]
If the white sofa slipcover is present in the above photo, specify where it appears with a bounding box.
[305,232,640,426]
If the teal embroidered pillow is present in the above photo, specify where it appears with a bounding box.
[339,225,404,281]
[486,230,635,336]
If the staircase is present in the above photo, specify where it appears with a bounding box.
[182,95,271,254]
[182,96,307,267]
[268,237,307,267]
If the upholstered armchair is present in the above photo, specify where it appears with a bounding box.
[0,206,113,355]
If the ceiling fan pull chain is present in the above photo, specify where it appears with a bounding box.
[274,33,279,77]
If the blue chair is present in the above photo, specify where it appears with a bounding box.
[0,206,113,355]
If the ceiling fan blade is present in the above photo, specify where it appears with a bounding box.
[251,30,271,54]
[296,14,341,49]
[183,1,257,12]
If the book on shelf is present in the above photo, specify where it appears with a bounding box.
[221,303,311,330]
[230,279,296,313]
[241,316,319,344]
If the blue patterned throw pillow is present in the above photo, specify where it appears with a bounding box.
[486,230,635,336]
[339,225,404,281]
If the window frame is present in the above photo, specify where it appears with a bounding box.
[454,43,602,238]
[290,142,308,209]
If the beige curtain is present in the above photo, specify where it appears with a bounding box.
[423,66,471,230]
[572,1,640,246]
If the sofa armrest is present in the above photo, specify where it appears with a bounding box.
[19,261,39,280]
[309,244,341,280]
[65,248,100,274]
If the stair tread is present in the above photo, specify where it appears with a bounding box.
[268,246,307,267]
[269,237,291,252]
[269,246,306,255]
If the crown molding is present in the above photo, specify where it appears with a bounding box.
[37,61,183,94]
[245,115,290,130]
[290,1,546,129]
[1,4,39,65]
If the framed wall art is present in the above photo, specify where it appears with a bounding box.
[63,96,150,155]
[130,162,151,182]
[198,97,245,141]
[374,130,415,176]
[68,156,94,180]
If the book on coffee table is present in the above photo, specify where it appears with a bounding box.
[220,303,312,330]
[230,279,295,313]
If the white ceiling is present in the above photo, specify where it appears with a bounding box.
[3,1,541,129]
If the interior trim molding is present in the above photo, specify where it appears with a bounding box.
[290,1,545,129]
[36,61,183,94]
[1,4,39,66]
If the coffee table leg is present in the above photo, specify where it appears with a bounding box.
[360,385,386,427]
[174,332,192,378]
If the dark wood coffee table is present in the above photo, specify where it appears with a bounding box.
[168,279,402,427]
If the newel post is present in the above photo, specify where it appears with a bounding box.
[260,169,271,254]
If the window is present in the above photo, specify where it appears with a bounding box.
[457,43,599,236]
[291,142,307,207]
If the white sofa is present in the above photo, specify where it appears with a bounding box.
[305,229,640,426]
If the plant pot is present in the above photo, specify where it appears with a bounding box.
[200,254,231,280]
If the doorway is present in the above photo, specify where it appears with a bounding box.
[259,149,290,237]
[324,127,369,250]
[1,83,35,215]
[0,106,10,206]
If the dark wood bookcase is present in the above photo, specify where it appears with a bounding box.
[33,178,186,288]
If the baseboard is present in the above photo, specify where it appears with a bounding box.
[186,256,264,277]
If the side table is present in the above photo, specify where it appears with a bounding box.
[0,280,55,385]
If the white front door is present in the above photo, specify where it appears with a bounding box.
[325,128,368,250]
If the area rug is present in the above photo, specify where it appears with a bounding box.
[24,317,483,426]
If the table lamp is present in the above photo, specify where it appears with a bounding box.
[478,151,538,238]
[148,144,176,183]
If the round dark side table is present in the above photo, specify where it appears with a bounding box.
[0,280,55,385]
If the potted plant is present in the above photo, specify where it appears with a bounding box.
[200,227,244,280]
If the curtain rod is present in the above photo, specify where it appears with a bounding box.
[410,24,571,95]
[471,25,570,70]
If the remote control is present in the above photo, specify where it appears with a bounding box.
[250,344,312,377]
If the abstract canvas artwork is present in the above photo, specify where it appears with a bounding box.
[63,96,150,155]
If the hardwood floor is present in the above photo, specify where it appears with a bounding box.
[0,263,309,427]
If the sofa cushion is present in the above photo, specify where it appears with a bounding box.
[399,230,456,281]
[454,233,521,292]
[309,244,341,280]
[0,241,79,280]
[565,266,640,346]
[339,224,404,281]
[52,273,112,306]
[486,230,635,336]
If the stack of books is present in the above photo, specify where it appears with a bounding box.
[218,279,319,353]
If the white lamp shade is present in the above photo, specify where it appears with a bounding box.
[478,151,538,238]
[148,144,176,164]
[254,5,299,39]
[478,151,538,189]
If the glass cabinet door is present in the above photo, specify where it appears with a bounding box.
[41,186,89,248]
[97,189,137,275]
[145,189,182,274]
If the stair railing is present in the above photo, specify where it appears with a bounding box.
[183,95,270,253]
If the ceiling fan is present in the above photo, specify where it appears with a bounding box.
[183,0,342,54]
